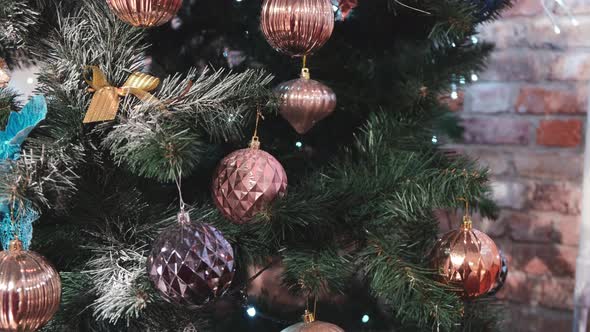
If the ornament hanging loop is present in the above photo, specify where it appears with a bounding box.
[250,109,264,149]
[173,164,189,222]
[301,56,311,80]
[458,197,472,230]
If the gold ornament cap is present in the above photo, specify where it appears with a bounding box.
[177,208,191,226]
[461,215,473,231]
[300,68,311,80]
[303,310,315,324]
[9,238,22,251]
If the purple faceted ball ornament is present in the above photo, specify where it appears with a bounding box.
[212,140,288,224]
[146,209,235,306]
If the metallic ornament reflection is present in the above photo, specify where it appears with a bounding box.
[0,239,61,332]
[146,210,235,306]
[430,219,501,299]
[261,0,335,57]
[276,69,337,134]
[488,249,508,296]
[106,0,183,28]
[212,147,288,224]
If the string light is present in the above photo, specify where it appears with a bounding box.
[295,141,303,149]
[450,83,458,100]
[246,306,257,318]
[470,71,479,82]
[362,314,370,324]
[541,0,577,35]
[432,136,438,144]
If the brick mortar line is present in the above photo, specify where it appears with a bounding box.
[446,142,586,154]
[489,174,583,187]
[451,143,585,154]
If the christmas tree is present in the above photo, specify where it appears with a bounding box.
[0,0,511,331]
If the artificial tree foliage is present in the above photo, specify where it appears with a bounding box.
[0,0,510,331]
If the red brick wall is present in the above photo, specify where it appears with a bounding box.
[446,0,589,330]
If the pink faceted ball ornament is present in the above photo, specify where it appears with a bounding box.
[275,68,337,134]
[212,146,288,224]
[106,0,183,27]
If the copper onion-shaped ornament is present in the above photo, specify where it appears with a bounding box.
[261,0,335,57]
[281,310,344,332]
[0,239,61,332]
[276,68,337,134]
[430,215,501,299]
[106,0,183,27]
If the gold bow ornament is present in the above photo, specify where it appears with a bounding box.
[83,66,160,123]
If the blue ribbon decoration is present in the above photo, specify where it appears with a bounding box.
[0,95,47,249]
[0,201,40,250]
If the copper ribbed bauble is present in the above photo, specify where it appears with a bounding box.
[261,0,335,57]
[106,0,183,27]
[0,239,61,332]
[212,146,287,224]
[431,217,501,299]
[281,311,344,332]
[146,210,235,306]
[276,69,337,134]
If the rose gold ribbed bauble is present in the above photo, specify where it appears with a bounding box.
[261,0,335,57]
[0,239,61,332]
[276,69,336,134]
[281,321,344,332]
[430,217,501,299]
[212,147,287,224]
[281,311,344,332]
[106,0,183,27]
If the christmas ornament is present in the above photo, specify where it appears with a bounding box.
[0,58,9,88]
[212,114,288,224]
[0,238,61,332]
[106,0,183,27]
[281,310,344,332]
[430,207,501,299]
[146,209,235,306]
[488,250,508,296]
[247,258,347,310]
[83,66,160,123]
[275,68,337,134]
[337,0,358,20]
[261,0,335,57]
